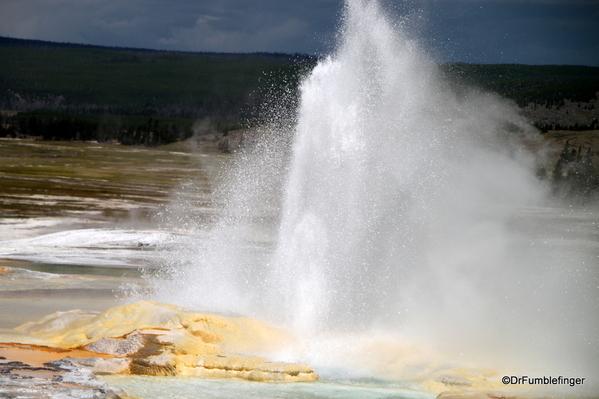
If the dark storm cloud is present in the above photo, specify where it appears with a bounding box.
[419,0,599,65]
[153,0,342,54]
[0,0,342,54]
[0,0,597,65]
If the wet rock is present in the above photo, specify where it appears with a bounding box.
[0,356,126,399]
[68,357,132,375]
[14,301,319,383]
[130,355,178,376]
[84,333,147,356]
[16,309,100,343]
[437,374,477,387]
[172,354,318,382]
[16,302,181,348]
[419,367,502,394]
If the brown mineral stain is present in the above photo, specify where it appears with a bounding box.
[0,342,117,368]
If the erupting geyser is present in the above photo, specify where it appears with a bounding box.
[152,0,598,393]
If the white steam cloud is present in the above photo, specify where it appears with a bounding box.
[150,0,598,393]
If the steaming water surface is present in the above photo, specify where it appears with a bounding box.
[100,375,435,399]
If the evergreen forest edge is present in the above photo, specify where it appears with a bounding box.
[1,36,598,146]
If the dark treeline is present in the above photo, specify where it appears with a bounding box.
[534,118,599,134]
[440,63,599,107]
[441,63,599,133]
[1,37,598,146]
[0,36,313,144]
[1,92,256,120]
[1,111,240,146]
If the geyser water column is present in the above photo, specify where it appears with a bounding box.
[265,0,597,383]
[270,0,540,336]
[152,0,598,388]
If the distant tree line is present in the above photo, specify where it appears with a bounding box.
[0,111,243,146]
[0,89,258,121]
[2,37,598,148]
[440,63,599,107]
[0,36,312,147]
[534,118,599,133]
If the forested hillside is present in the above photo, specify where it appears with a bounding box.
[1,36,598,146]
[0,37,312,145]
[440,63,599,132]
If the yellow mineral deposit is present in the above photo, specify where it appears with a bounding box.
[5,302,555,397]
[13,301,318,382]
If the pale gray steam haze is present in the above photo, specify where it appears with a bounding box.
[145,0,598,394]
[1,0,598,64]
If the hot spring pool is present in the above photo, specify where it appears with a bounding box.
[99,375,435,399]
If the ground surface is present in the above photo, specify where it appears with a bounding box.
[0,138,228,240]
[1,137,597,399]
[0,139,227,398]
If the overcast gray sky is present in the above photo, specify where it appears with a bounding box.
[0,0,597,65]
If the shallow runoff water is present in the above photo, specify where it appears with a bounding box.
[138,0,599,396]
[100,375,435,399]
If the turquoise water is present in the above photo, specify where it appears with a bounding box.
[100,375,435,399]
